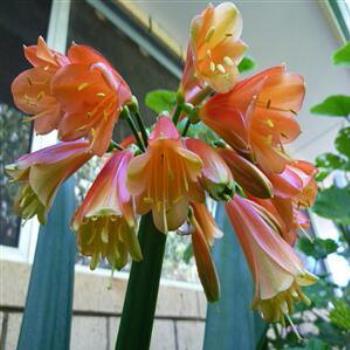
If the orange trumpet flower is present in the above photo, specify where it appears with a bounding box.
[11,36,69,134]
[127,117,204,233]
[226,196,316,322]
[201,65,305,173]
[6,140,91,224]
[52,44,132,156]
[72,151,142,270]
[187,2,247,93]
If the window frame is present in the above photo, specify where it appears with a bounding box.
[0,0,71,263]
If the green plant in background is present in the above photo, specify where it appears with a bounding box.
[266,42,350,350]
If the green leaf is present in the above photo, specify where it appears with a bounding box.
[298,237,338,259]
[312,185,350,225]
[315,153,346,170]
[145,89,177,114]
[310,95,350,117]
[330,299,350,331]
[238,57,256,73]
[332,42,350,66]
[335,127,350,158]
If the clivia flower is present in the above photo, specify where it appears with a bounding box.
[218,146,273,198]
[226,196,317,323]
[52,44,132,156]
[201,65,305,173]
[127,116,204,233]
[72,151,142,270]
[11,36,69,134]
[5,139,92,224]
[190,203,221,302]
[184,138,234,201]
[186,2,247,93]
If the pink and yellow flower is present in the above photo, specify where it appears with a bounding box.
[127,117,204,233]
[184,138,234,200]
[187,2,247,93]
[6,140,91,224]
[52,44,132,156]
[11,36,69,134]
[72,151,142,270]
[226,196,316,322]
[201,65,305,173]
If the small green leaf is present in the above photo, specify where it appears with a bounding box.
[298,237,338,259]
[145,89,177,114]
[238,57,256,73]
[332,42,350,66]
[335,127,350,158]
[290,338,330,350]
[315,153,346,170]
[330,299,350,331]
[310,95,350,117]
[312,185,350,225]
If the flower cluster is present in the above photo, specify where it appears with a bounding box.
[7,2,318,323]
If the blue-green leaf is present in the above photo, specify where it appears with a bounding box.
[310,95,350,117]
[145,89,177,114]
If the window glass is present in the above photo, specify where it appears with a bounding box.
[0,0,51,247]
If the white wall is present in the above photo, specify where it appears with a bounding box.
[135,0,350,162]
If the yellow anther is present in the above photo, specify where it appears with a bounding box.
[78,82,89,91]
[206,49,212,58]
[266,119,274,128]
[44,65,50,71]
[223,56,234,66]
[96,92,106,98]
[209,61,215,72]
[266,135,273,145]
[217,64,226,74]
[205,26,216,42]
[143,197,153,204]
[36,91,45,101]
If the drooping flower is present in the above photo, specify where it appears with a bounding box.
[184,138,234,201]
[191,201,223,245]
[252,160,318,245]
[127,116,204,233]
[188,2,247,93]
[190,204,221,302]
[218,146,273,198]
[226,196,317,323]
[6,140,91,224]
[52,44,132,156]
[72,151,142,270]
[201,65,305,173]
[11,36,69,134]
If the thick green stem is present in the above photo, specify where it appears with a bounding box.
[115,213,166,350]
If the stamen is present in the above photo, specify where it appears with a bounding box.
[96,92,106,98]
[209,61,215,72]
[217,64,226,74]
[78,82,89,91]
[266,119,274,128]
[223,56,234,66]
[205,26,216,42]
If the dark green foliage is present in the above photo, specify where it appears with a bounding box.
[310,95,350,117]
[298,237,338,260]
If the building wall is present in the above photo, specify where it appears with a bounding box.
[0,261,206,350]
